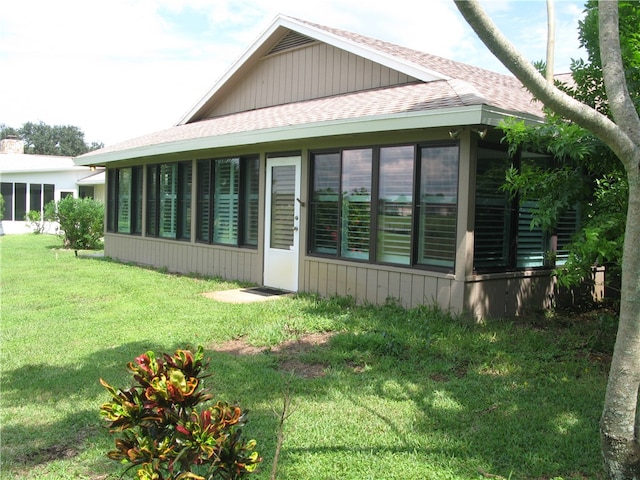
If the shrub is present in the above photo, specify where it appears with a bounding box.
[100,346,261,480]
[52,196,104,249]
[25,202,58,234]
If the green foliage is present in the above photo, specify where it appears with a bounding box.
[100,346,261,480]
[25,202,56,234]
[497,1,638,292]
[555,174,626,289]
[25,211,45,234]
[52,195,104,249]
[572,1,640,115]
[0,193,5,219]
[0,121,103,156]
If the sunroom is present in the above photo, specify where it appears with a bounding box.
[78,15,580,319]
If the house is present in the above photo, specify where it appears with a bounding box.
[0,137,105,234]
[76,15,580,319]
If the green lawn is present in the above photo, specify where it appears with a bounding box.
[0,234,614,479]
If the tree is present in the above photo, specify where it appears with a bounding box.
[0,121,103,156]
[454,1,640,478]
[496,0,638,293]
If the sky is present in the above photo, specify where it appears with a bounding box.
[0,0,588,147]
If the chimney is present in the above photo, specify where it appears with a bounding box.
[0,136,25,154]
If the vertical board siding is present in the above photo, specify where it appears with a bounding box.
[104,234,261,284]
[208,43,417,117]
[465,275,556,320]
[303,257,458,311]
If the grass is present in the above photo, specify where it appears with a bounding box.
[0,234,616,479]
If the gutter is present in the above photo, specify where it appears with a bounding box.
[75,104,543,166]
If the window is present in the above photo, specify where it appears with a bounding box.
[377,146,414,264]
[473,149,511,269]
[79,186,94,199]
[473,146,571,271]
[310,143,459,270]
[107,167,143,234]
[24,183,55,215]
[196,156,259,246]
[30,184,42,213]
[418,145,459,268]
[147,162,192,239]
[342,150,372,260]
[1,182,13,220]
[15,183,26,221]
[44,184,55,208]
[310,152,340,254]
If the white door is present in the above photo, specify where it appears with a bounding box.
[263,156,301,292]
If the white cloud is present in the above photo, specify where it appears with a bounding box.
[0,0,586,146]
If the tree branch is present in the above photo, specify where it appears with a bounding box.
[453,0,633,164]
[599,0,640,168]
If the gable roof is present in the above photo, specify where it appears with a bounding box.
[78,14,543,166]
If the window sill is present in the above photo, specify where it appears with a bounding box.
[466,268,553,283]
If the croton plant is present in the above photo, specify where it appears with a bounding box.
[100,346,261,480]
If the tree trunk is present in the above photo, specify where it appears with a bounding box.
[453,1,640,478]
[546,0,555,83]
[600,165,640,480]
[599,2,640,475]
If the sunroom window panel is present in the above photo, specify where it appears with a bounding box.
[178,163,192,240]
[147,166,158,237]
[474,151,511,269]
[197,160,212,242]
[418,145,459,268]
[159,163,177,239]
[117,168,132,234]
[555,207,579,266]
[341,149,372,260]
[376,146,414,265]
[107,170,116,232]
[516,201,547,268]
[132,167,143,234]
[310,153,340,254]
[214,158,239,245]
[243,157,259,246]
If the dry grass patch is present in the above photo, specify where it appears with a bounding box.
[211,332,335,378]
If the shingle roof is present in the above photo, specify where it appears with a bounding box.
[81,15,542,161]
[296,17,541,116]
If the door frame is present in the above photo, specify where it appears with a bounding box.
[263,156,301,291]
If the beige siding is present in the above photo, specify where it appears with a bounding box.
[464,273,555,320]
[104,234,262,285]
[207,43,417,117]
[302,257,460,311]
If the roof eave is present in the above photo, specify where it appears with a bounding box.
[75,105,543,166]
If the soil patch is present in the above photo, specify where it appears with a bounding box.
[211,332,335,378]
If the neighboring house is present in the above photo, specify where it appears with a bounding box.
[0,137,105,234]
[76,15,581,319]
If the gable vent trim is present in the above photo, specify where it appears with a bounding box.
[267,31,315,55]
